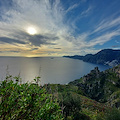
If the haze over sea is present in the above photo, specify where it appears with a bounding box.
[0,57,110,85]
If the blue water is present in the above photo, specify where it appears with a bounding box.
[0,57,110,85]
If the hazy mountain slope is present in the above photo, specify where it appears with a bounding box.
[64,49,120,66]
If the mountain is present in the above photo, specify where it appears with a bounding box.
[64,49,120,66]
[69,64,120,108]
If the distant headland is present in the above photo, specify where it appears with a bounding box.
[64,49,120,66]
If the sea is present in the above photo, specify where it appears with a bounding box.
[0,57,110,85]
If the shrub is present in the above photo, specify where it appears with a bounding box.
[95,108,120,120]
[58,91,81,118]
[0,75,63,120]
[104,108,120,120]
[73,112,90,120]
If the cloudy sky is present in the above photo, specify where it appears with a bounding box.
[0,0,120,57]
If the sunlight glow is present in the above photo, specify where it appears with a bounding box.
[27,27,37,35]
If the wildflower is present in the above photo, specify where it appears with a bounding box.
[12,87,14,90]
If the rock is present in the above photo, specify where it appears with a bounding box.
[105,60,119,67]
[70,65,120,103]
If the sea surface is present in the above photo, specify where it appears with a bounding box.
[0,57,110,85]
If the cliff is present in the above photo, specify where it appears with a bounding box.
[69,64,120,108]
[64,49,120,66]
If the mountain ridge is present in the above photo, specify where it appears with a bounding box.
[64,49,120,66]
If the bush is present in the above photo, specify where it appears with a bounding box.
[0,75,63,120]
[73,112,90,120]
[58,91,81,118]
[95,108,120,120]
[104,108,120,120]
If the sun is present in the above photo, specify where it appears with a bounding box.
[27,27,37,35]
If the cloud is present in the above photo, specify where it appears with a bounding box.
[0,50,20,53]
[0,0,120,56]
[0,47,21,53]
[72,15,120,51]
[79,30,120,48]
[66,3,80,13]
[69,6,93,30]
[27,34,58,46]
[67,28,120,54]
[30,48,39,51]
[93,16,120,33]
[115,40,120,43]
[82,16,120,50]
[81,6,92,16]
[0,37,26,44]
[54,48,61,49]
[89,31,120,46]
[0,0,88,45]
[0,0,69,47]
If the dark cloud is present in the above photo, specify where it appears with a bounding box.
[27,34,58,46]
[30,48,39,51]
[0,50,20,53]
[54,48,61,49]
[112,45,120,48]
[11,30,30,40]
[10,51,20,53]
[11,30,59,47]
[0,37,26,44]
[0,28,59,47]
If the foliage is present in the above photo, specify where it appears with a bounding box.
[0,75,63,120]
[73,111,90,120]
[45,84,78,94]
[58,91,81,119]
[104,108,120,120]
[94,108,120,120]
[1,63,120,120]
[45,84,82,119]
[69,64,120,104]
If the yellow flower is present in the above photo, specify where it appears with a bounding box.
[12,87,14,90]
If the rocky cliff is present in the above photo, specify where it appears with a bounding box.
[64,49,120,66]
[69,65,120,108]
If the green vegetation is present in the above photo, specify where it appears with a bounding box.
[45,84,84,119]
[0,75,63,120]
[95,108,120,120]
[1,64,120,119]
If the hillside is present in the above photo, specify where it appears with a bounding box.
[64,49,120,66]
[1,65,120,119]
[46,64,120,119]
[69,64,120,108]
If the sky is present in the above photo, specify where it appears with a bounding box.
[0,0,120,57]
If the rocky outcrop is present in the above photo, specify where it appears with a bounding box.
[69,65,120,105]
[105,60,119,66]
[107,90,120,108]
